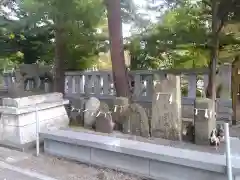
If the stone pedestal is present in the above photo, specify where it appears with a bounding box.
[194,99,215,145]
[0,92,69,150]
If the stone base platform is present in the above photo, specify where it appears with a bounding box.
[40,129,240,180]
[0,93,69,151]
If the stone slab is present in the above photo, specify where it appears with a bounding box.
[41,129,240,180]
[1,105,68,126]
[182,105,194,119]
[3,92,63,108]
[44,139,91,163]
[92,148,150,176]
[0,100,69,115]
[0,115,68,148]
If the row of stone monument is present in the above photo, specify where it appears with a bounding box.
[70,75,214,145]
[0,63,215,146]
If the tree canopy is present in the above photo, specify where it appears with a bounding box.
[1,0,240,72]
[127,0,240,70]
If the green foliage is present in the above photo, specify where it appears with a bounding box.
[127,0,240,70]
[0,0,109,70]
[0,0,143,71]
[128,2,210,69]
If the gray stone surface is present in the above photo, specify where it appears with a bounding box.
[151,75,182,140]
[194,99,215,145]
[91,148,150,176]
[149,160,225,180]
[151,93,180,140]
[40,129,240,180]
[3,92,64,108]
[95,101,114,133]
[95,114,115,134]
[123,103,149,137]
[182,105,194,119]
[0,93,69,150]
[68,97,85,125]
[84,97,100,128]
[112,97,129,130]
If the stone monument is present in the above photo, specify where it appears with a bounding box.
[151,75,182,141]
[123,103,149,137]
[68,97,86,126]
[95,102,115,133]
[84,97,101,128]
[194,98,215,145]
[112,97,129,131]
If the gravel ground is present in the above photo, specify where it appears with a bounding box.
[0,147,148,180]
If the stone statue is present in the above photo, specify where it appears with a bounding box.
[7,64,54,97]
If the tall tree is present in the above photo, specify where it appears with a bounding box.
[105,0,130,97]
[201,0,240,124]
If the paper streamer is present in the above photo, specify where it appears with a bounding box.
[194,108,212,119]
[70,106,112,118]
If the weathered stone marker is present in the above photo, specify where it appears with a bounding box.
[151,75,182,141]
[112,97,129,131]
[151,93,179,140]
[95,102,115,133]
[84,97,100,128]
[194,99,215,145]
[123,103,149,137]
[68,97,85,125]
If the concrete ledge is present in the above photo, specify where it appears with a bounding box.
[0,100,69,115]
[3,92,64,108]
[40,130,240,180]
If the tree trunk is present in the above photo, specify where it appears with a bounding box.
[105,0,130,98]
[206,0,220,125]
[206,0,220,98]
[53,26,66,94]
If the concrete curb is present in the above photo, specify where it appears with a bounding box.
[40,129,240,180]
